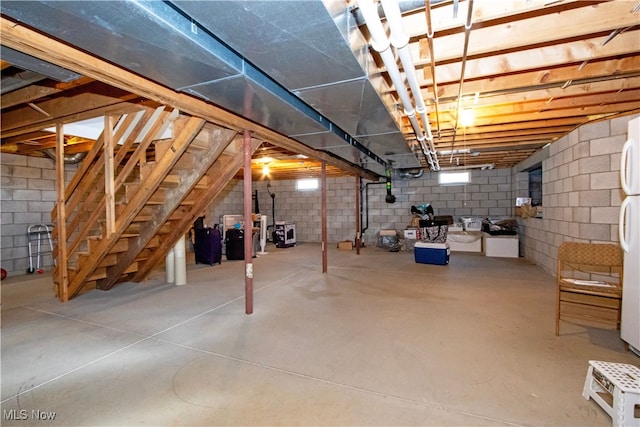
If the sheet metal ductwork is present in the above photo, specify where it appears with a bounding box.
[1,0,423,177]
[0,46,81,94]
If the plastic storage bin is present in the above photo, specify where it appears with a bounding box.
[414,242,450,265]
[484,234,519,257]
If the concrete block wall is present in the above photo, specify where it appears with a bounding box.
[246,168,514,246]
[203,178,245,227]
[517,113,638,275]
[1,153,76,276]
[7,114,633,278]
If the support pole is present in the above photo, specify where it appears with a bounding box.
[355,175,361,255]
[55,123,69,302]
[166,246,175,284]
[174,234,186,286]
[321,160,327,273]
[243,129,254,314]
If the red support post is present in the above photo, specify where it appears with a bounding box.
[355,176,361,255]
[243,129,254,314]
[321,160,327,273]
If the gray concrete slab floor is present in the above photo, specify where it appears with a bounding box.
[1,243,638,426]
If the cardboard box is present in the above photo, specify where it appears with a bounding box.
[337,240,353,250]
[414,242,450,265]
[404,229,418,239]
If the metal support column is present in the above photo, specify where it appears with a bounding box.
[355,176,361,255]
[321,160,327,273]
[243,129,254,314]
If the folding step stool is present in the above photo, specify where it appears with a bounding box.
[583,360,640,427]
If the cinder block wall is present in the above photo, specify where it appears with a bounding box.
[0,153,76,276]
[203,178,244,227]
[248,168,513,245]
[517,113,638,275]
[4,115,633,277]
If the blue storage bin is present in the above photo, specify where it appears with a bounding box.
[414,242,450,265]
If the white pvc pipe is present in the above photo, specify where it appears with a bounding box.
[258,214,268,254]
[165,246,175,284]
[174,234,186,286]
[359,0,415,116]
[361,0,439,170]
[382,0,439,170]
[357,0,389,53]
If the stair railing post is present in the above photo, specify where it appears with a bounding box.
[55,123,69,302]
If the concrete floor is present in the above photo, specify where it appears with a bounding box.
[1,242,638,426]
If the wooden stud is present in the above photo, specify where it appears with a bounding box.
[104,115,116,237]
[55,123,69,302]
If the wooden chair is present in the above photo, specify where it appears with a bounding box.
[556,242,624,335]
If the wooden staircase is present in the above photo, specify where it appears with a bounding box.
[51,106,260,301]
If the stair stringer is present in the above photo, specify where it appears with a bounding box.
[66,116,207,298]
[96,124,238,290]
[132,136,262,282]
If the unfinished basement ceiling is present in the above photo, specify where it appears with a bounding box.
[1,0,640,178]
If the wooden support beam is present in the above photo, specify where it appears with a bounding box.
[0,76,94,109]
[104,115,116,237]
[418,1,639,64]
[421,31,640,87]
[55,123,69,302]
[1,82,143,137]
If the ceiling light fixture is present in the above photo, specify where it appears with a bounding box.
[460,108,474,127]
[252,156,273,164]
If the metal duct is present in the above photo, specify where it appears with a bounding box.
[396,169,424,179]
[43,149,87,164]
[1,0,422,174]
[0,46,81,83]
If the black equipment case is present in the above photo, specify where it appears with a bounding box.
[225,228,245,260]
[194,227,222,265]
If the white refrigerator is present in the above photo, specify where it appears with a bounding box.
[619,116,640,354]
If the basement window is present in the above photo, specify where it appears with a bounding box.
[438,171,471,185]
[296,178,319,191]
[528,167,542,206]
